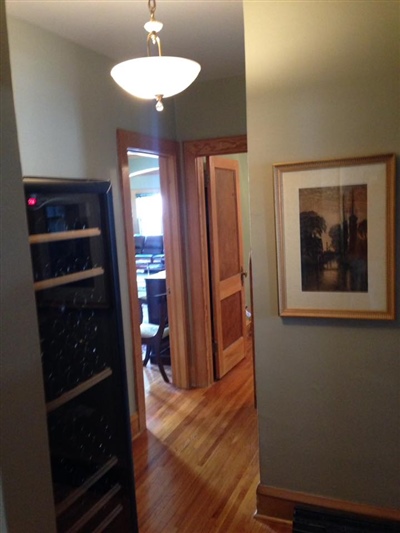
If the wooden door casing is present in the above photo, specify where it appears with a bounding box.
[117,129,189,435]
[183,136,247,387]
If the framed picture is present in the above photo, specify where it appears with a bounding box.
[273,154,396,320]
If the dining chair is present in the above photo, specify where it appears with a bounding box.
[140,293,170,383]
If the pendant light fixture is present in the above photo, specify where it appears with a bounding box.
[111,0,201,111]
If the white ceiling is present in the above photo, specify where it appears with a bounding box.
[5,0,246,82]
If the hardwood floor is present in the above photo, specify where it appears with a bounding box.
[132,339,291,533]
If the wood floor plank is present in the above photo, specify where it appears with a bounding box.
[133,340,291,533]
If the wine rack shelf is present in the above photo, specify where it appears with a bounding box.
[62,483,121,533]
[34,267,104,292]
[55,456,118,516]
[46,368,113,413]
[90,504,123,533]
[29,228,101,244]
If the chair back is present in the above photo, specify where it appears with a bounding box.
[150,292,168,331]
[140,293,168,332]
[145,277,166,324]
[140,292,170,383]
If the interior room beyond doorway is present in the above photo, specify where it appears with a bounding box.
[129,152,164,296]
[129,151,171,383]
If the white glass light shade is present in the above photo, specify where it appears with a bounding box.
[110,56,201,100]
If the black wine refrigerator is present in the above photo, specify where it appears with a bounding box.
[24,177,138,533]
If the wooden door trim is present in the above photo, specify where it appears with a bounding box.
[117,129,189,434]
[183,135,247,387]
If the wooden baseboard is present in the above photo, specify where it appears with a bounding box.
[257,484,400,524]
[130,413,140,440]
[254,512,292,529]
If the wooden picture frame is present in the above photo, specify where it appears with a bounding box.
[273,153,396,320]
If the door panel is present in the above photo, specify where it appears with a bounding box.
[221,292,242,346]
[207,156,246,378]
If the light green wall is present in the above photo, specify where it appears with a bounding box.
[7,16,178,413]
[244,0,399,509]
[1,9,56,531]
[129,156,160,191]
[174,75,247,141]
[128,155,160,176]
[130,175,160,191]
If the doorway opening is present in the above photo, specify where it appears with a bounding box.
[117,131,254,436]
[128,152,170,384]
[182,135,252,389]
[129,151,164,294]
[117,129,189,435]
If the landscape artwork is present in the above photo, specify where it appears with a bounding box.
[299,184,368,293]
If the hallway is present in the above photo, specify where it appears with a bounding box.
[132,343,291,533]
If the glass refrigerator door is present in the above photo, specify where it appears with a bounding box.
[25,178,138,533]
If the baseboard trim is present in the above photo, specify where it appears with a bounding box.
[253,511,292,528]
[257,484,400,524]
[130,413,140,440]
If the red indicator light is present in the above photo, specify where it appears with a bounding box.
[27,197,37,206]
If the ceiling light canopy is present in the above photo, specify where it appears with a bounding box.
[111,0,201,112]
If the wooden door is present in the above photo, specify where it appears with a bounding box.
[207,156,246,378]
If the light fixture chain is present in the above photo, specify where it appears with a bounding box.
[148,0,157,18]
